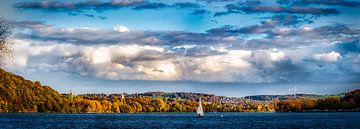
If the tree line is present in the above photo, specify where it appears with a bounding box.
[0,68,276,113]
[1,68,360,113]
[276,89,360,112]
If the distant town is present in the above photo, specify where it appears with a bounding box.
[71,91,343,106]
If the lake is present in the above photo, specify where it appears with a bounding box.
[1,112,359,129]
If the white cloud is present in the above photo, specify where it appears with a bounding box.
[3,39,357,83]
[113,25,129,32]
[0,40,260,82]
[313,51,342,62]
[7,40,29,67]
[251,49,286,68]
[91,47,111,64]
[302,26,313,31]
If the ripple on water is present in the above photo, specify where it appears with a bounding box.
[0,112,359,129]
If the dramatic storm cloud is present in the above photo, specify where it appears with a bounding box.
[13,0,209,18]
[7,20,360,83]
[277,0,360,7]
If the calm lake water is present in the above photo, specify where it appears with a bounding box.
[1,112,359,129]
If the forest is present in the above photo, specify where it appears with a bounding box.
[0,68,359,113]
[276,89,360,112]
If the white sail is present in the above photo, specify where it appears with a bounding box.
[197,98,204,117]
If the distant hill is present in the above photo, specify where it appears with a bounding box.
[0,68,64,112]
[78,92,245,105]
[80,92,216,100]
[244,94,329,101]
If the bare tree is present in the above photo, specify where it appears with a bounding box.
[0,18,13,65]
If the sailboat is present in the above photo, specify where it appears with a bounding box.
[197,98,204,117]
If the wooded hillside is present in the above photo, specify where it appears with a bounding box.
[0,68,63,112]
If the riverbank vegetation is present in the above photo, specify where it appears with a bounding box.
[0,68,359,113]
[276,89,360,112]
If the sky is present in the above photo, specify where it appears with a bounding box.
[1,0,360,97]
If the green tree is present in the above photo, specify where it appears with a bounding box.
[174,103,183,112]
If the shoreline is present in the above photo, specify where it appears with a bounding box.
[1,110,360,114]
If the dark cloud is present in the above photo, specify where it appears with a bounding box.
[313,24,360,35]
[196,0,261,4]
[14,21,51,29]
[265,24,360,44]
[213,1,263,16]
[133,2,169,10]
[175,46,226,58]
[206,25,236,34]
[14,0,210,16]
[243,6,338,14]
[206,23,360,50]
[196,0,233,3]
[208,22,360,38]
[98,16,107,20]
[262,15,314,26]
[277,0,360,7]
[113,50,174,66]
[14,0,146,12]
[263,59,308,83]
[84,14,95,18]
[15,20,360,51]
[244,0,263,6]
[174,2,202,9]
[13,0,148,18]
[14,21,239,46]
[247,50,321,83]
[191,9,210,15]
[214,3,339,17]
[207,16,283,35]
[133,1,206,10]
[14,0,342,19]
[213,11,235,17]
[230,38,294,49]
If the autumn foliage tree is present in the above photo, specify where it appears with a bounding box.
[0,69,63,112]
[276,90,360,112]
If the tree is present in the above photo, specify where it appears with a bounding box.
[133,102,142,112]
[154,98,166,112]
[257,105,263,112]
[174,103,183,112]
[344,89,360,108]
[317,97,341,110]
[0,18,13,64]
